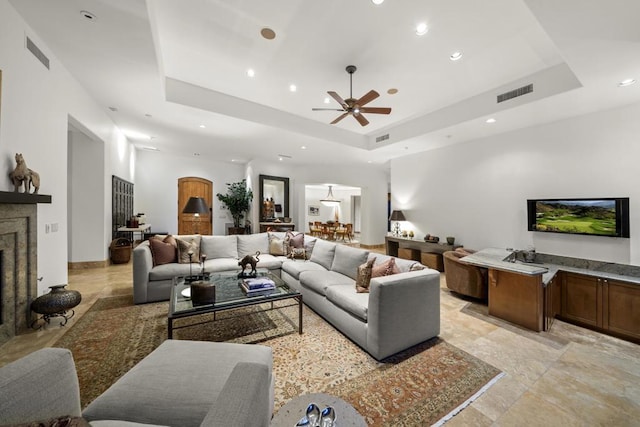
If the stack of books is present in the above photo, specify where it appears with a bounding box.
[240,277,276,296]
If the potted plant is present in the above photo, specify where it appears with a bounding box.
[216,179,253,235]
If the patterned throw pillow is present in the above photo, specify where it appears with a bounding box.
[176,236,201,264]
[356,257,376,293]
[149,236,177,266]
[288,247,306,259]
[371,257,400,278]
[284,231,304,256]
[410,262,426,271]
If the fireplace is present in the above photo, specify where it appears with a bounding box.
[0,191,51,346]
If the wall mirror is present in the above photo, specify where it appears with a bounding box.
[259,175,289,221]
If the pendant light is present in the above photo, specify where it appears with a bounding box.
[320,185,341,206]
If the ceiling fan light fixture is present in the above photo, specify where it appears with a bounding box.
[320,185,341,206]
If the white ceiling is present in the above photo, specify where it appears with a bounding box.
[9,0,640,166]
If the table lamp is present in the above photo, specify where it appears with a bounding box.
[182,197,209,234]
[389,210,406,237]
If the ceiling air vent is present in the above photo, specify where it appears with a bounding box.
[26,37,50,70]
[497,84,532,103]
[376,134,390,143]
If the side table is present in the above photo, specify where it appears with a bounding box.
[271,393,366,427]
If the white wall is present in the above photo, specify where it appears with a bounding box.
[0,1,135,292]
[135,149,244,235]
[67,127,104,263]
[391,101,640,264]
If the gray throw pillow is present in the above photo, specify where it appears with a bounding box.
[200,235,238,259]
[309,239,336,270]
[330,245,370,280]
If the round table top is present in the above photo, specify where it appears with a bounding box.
[271,393,366,427]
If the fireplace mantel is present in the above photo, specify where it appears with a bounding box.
[0,190,51,204]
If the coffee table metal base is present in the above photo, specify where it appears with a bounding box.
[168,295,303,339]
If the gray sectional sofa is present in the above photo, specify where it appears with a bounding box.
[0,340,273,427]
[133,232,441,360]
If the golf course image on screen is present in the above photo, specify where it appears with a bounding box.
[534,200,617,236]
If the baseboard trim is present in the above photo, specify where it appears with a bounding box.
[359,243,385,249]
[68,260,109,270]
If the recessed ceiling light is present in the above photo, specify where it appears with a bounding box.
[450,51,463,61]
[415,22,428,36]
[324,97,330,104]
[301,146,307,150]
[261,28,276,40]
[80,10,97,21]
[367,160,373,163]
[199,124,206,128]
[231,159,236,162]
[278,157,283,161]
[486,118,496,123]
[371,0,384,5]
[289,84,297,92]
[387,88,398,95]
[247,69,255,77]
[618,78,637,87]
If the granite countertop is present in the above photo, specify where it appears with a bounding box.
[461,248,640,286]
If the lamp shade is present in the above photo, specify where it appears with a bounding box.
[389,210,406,221]
[182,197,209,214]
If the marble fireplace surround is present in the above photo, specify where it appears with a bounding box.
[0,191,51,346]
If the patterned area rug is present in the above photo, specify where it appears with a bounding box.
[54,295,502,426]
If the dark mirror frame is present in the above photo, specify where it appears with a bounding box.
[258,174,290,220]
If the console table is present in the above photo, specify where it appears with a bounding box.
[259,222,295,232]
[385,236,459,271]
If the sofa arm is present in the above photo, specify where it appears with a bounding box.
[0,348,82,424]
[200,362,272,427]
[367,269,441,360]
[133,241,153,304]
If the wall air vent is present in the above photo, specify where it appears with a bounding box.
[26,37,50,70]
[497,84,532,103]
[376,134,390,143]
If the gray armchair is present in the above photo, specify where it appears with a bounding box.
[443,250,488,300]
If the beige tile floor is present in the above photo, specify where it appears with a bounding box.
[1,260,639,426]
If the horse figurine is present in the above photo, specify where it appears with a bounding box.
[9,153,40,194]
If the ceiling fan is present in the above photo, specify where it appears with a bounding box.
[312,65,391,126]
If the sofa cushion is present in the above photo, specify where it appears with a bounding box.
[325,284,369,322]
[299,270,354,296]
[309,239,336,270]
[237,233,269,257]
[256,254,286,270]
[330,245,369,280]
[372,257,400,277]
[356,257,376,293]
[149,237,177,266]
[268,233,286,256]
[176,236,201,264]
[201,235,238,259]
[203,258,241,273]
[281,260,327,280]
[149,263,192,281]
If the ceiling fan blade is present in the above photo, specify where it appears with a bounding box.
[356,90,379,107]
[312,108,346,111]
[327,91,348,108]
[330,112,349,124]
[354,113,369,126]
[359,107,391,114]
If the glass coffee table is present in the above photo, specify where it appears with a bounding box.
[168,269,302,339]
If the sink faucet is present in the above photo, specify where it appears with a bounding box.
[505,248,520,263]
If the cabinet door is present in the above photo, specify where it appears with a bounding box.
[603,279,640,340]
[561,273,600,327]
[489,269,544,331]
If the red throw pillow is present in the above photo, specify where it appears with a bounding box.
[371,257,400,278]
[149,237,177,266]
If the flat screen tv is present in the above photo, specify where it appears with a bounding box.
[527,198,630,238]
